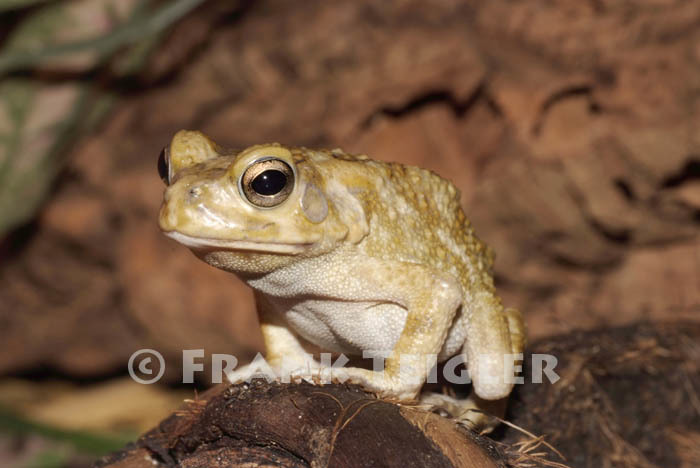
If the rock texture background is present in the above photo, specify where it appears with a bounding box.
[2,0,697,378]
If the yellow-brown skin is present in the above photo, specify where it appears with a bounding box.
[159,130,525,428]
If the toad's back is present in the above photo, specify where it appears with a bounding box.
[311,150,496,298]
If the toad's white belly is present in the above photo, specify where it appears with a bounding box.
[270,297,465,359]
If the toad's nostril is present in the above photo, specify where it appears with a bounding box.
[188,185,203,199]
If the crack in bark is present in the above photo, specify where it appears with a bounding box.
[661,158,700,189]
[361,81,497,129]
[532,84,600,136]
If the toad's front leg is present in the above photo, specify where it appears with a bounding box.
[226,292,327,384]
[339,261,462,401]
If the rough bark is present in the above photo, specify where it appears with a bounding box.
[94,322,700,468]
[94,381,505,468]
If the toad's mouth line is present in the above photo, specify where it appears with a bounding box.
[164,231,312,254]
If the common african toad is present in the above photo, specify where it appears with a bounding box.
[158,130,525,428]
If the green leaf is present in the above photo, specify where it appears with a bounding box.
[24,449,71,468]
[0,79,87,235]
[0,0,206,236]
[0,0,206,74]
[0,406,135,455]
[0,0,52,13]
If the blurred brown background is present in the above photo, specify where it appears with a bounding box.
[0,0,698,466]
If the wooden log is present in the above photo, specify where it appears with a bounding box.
[95,381,507,468]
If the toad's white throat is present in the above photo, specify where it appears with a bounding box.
[164,231,310,254]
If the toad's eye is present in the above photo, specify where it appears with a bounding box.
[157,146,170,185]
[240,158,295,207]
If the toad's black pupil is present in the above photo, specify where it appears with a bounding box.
[251,170,287,195]
[157,148,169,185]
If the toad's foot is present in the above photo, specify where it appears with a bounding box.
[338,366,423,401]
[419,391,507,433]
